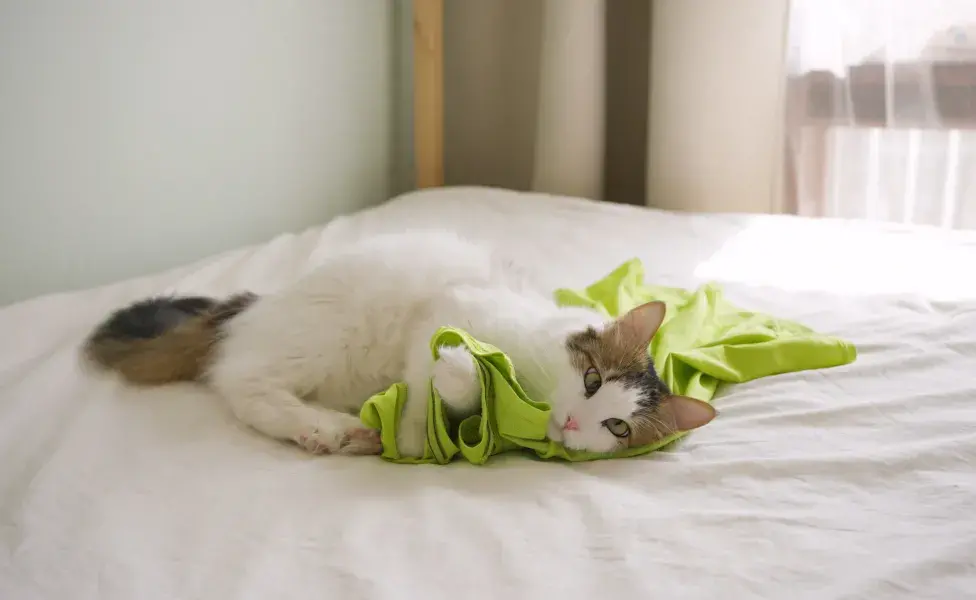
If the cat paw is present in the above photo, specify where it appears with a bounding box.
[294,412,382,456]
[337,427,383,456]
[296,427,337,455]
[432,345,480,414]
[395,419,428,459]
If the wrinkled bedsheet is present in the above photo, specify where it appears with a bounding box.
[1,187,974,599]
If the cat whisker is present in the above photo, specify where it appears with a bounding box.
[631,412,675,444]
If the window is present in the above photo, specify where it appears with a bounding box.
[785,0,976,229]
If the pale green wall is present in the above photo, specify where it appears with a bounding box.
[0,0,401,305]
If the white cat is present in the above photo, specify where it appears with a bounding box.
[84,231,715,457]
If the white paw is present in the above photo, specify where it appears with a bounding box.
[396,417,428,458]
[337,427,383,456]
[295,426,338,454]
[294,414,382,456]
[432,345,480,414]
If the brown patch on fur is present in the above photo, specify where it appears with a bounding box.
[565,322,651,379]
[84,292,258,385]
[87,321,218,384]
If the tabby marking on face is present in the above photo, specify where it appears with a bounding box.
[565,315,678,448]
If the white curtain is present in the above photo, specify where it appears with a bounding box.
[442,0,976,227]
[646,0,790,215]
[444,0,673,204]
[786,0,976,229]
[530,0,605,200]
[445,0,788,210]
[443,0,786,211]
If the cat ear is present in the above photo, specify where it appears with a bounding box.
[617,301,666,344]
[659,395,716,432]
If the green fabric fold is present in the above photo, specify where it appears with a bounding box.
[359,259,856,464]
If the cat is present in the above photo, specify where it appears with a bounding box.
[83,231,716,457]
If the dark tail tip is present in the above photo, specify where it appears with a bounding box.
[89,296,220,342]
[83,292,259,385]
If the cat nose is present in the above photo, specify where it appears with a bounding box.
[563,416,579,431]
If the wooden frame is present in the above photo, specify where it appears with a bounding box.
[412,0,444,188]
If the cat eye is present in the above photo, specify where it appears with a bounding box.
[602,418,630,438]
[583,366,602,394]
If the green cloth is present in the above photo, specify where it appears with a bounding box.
[359,258,856,464]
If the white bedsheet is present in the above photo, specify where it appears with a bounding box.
[2,186,975,599]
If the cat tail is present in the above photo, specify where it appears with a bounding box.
[82,292,259,385]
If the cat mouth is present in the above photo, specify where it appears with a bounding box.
[556,432,592,452]
[546,418,565,443]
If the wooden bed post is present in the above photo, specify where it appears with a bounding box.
[413,0,444,188]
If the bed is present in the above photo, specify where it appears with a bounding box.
[1,185,974,599]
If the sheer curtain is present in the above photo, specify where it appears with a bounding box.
[785,0,976,229]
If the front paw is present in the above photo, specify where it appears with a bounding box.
[339,427,383,455]
[396,418,428,458]
[296,428,336,455]
[432,345,480,414]
[294,413,382,456]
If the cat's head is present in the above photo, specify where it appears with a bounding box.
[541,301,716,453]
